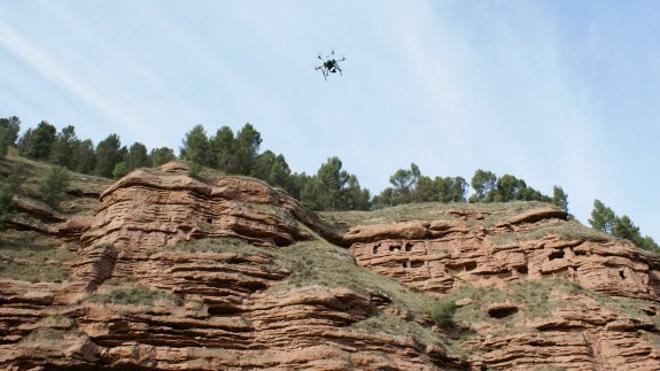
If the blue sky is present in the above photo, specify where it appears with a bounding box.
[1,1,659,240]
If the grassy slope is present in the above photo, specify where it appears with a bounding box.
[1,153,111,282]
[320,200,626,248]
[320,201,555,229]
[1,151,112,216]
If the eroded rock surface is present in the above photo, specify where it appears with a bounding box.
[344,206,660,370]
[1,164,461,370]
[0,248,462,370]
[347,208,659,300]
[1,164,658,370]
[81,163,339,251]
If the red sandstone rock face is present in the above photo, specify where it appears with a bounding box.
[0,251,462,370]
[347,209,659,301]
[80,164,339,252]
[1,164,659,370]
[346,207,660,370]
[1,164,462,370]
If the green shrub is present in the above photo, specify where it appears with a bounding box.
[0,163,26,230]
[38,165,71,209]
[426,299,457,328]
[112,161,130,179]
[0,126,12,159]
[188,161,202,179]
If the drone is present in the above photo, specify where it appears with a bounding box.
[315,50,345,80]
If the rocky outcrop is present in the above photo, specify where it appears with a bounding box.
[80,163,340,252]
[461,290,660,370]
[345,207,660,370]
[348,210,659,301]
[1,163,658,370]
[0,250,463,370]
[5,198,93,241]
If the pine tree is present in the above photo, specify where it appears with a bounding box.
[589,200,617,234]
[181,125,209,166]
[388,163,419,205]
[38,165,71,209]
[149,147,176,167]
[49,125,79,169]
[303,157,370,211]
[95,134,124,178]
[73,139,96,174]
[234,123,262,175]
[0,126,12,159]
[209,126,236,172]
[18,121,57,160]
[372,187,395,208]
[469,169,497,202]
[588,200,658,253]
[415,176,437,202]
[552,186,569,211]
[126,142,150,170]
[0,116,21,145]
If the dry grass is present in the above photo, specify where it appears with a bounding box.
[490,219,615,246]
[0,230,77,282]
[1,153,111,216]
[86,284,182,306]
[320,201,559,231]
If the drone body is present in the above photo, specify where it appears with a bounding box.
[315,50,346,80]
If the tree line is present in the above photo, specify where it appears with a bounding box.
[371,164,569,210]
[1,115,657,252]
[179,124,371,211]
[589,200,659,252]
[5,118,176,178]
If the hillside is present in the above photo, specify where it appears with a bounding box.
[0,156,658,370]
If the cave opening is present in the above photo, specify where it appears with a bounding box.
[389,244,402,252]
[548,250,565,260]
[488,306,519,319]
[410,260,424,268]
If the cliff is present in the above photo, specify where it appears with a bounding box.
[0,160,658,370]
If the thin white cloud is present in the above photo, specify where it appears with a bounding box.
[0,19,136,133]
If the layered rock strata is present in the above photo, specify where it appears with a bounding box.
[1,163,658,370]
[347,208,659,300]
[0,250,462,370]
[80,163,340,251]
[346,207,660,370]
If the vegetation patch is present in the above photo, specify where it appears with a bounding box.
[583,290,660,328]
[86,285,182,306]
[321,201,558,232]
[20,328,67,345]
[271,240,434,314]
[1,154,110,215]
[425,299,457,329]
[0,230,76,282]
[444,278,577,330]
[491,219,615,246]
[154,238,269,256]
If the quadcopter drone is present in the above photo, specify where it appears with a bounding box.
[315,50,345,80]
